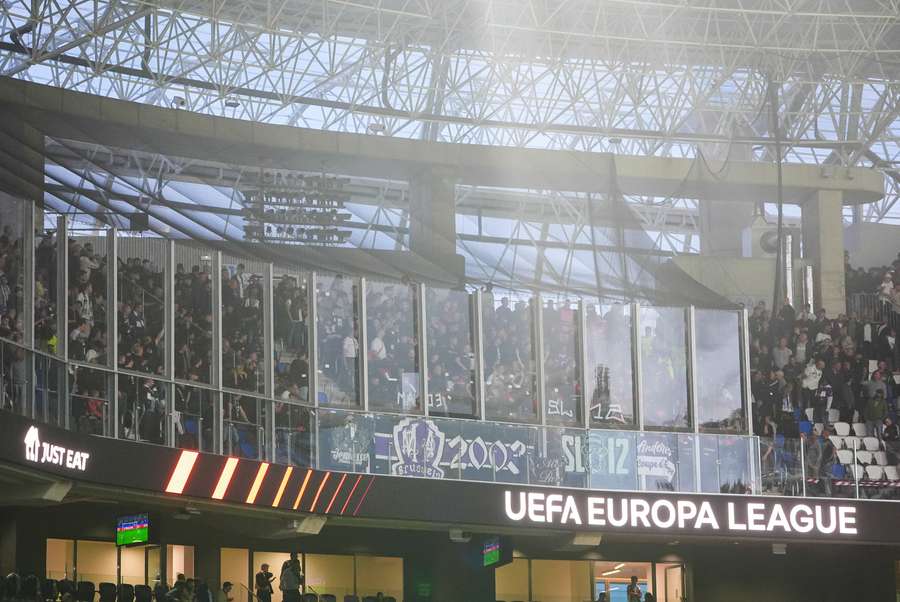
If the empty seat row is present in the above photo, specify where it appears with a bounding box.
[832,463,900,481]
[831,422,871,438]
[829,435,883,452]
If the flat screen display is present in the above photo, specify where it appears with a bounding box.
[483,537,501,567]
[117,513,149,546]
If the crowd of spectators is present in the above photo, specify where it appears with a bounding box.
[221,263,265,393]
[425,287,477,417]
[365,282,419,411]
[66,239,108,365]
[173,262,213,383]
[541,299,581,424]
[749,294,899,492]
[316,275,359,404]
[482,292,538,421]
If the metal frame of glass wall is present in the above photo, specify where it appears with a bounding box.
[6,196,885,500]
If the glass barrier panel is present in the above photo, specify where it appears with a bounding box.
[117,237,166,376]
[542,299,582,426]
[34,220,59,355]
[174,384,216,452]
[117,373,168,445]
[317,409,373,473]
[636,432,694,492]
[639,306,690,429]
[315,273,361,407]
[457,421,500,482]
[223,393,266,460]
[695,309,744,432]
[428,417,462,480]
[492,423,537,485]
[366,280,421,413]
[68,232,111,366]
[174,244,213,383]
[482,291,538,423]
[273,399,314,467]
[34,353,65,428]
[585,302,636,428]
[425,287,478,418]
[760,436,804,496]
[0,341,29,417]
[69,365,113,436]
[274,269,310,403]
[587,430,638,491]
[0,192,26,344]
[222,255,266,394]
[534,427,589,489]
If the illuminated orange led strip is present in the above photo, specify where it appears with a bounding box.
[308,472,331,512]
[245,462,270,504]
[164,450,199,494]
[211,457,240,500]
[292,469,313,510]
[340,475,363,515]
[271,466,294,507]
[324,474,347,514]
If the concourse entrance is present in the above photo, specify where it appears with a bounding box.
[495,558,685,602]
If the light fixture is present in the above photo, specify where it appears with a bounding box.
[224,99,240,108]
[601,569,621,577]
[171,96,186,107]
[614,563,625,570]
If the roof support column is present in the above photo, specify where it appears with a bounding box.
[801,190,846,316]
[408,167,464,281]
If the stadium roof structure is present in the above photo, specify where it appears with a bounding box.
[0,0,898,296]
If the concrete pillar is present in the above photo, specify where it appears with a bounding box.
[699,199,755,257]
[801,190,846,316]
[0,119,44,202]
[408,168,465,279]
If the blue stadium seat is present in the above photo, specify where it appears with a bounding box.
[799,421,813,435]
[832,464,846,479]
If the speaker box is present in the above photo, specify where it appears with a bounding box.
[129,212,150,231]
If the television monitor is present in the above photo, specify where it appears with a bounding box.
[481,536,512,568]
[117,514,150,546]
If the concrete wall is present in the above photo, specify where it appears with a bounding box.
[844,221,900,269]
[673,255,809,308]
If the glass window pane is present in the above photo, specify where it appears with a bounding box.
[118,374,168,445]
[46,539,75,580]
[222,256,266,394]
[120,545,146,585]
[0,192,26,344]
[316,273,360,407]
[586,303,635,427]
[355,556,403,601]
[223,393,265,459]
[1,343,30,417]
[34,353,65,428]
[640,306,690,429]
[482,291,538,423]
[174,245,213,383]
[220,548,249,602]
[532,559,590,602]
[317,409,373,473]
[424,287,477,418]
[365,280,420,412]
[304,555,353,600]
[637,432,694,492]
[117,237,166,376]
[696,309,744,431]
[588,430,638,491]
[75,540,117,584]
[274,269,309,403]
[68,231,110,366]
[174,384,216,452]
[542,299,582,426]
[35,220,59,355]
[273,400,314,467]
[69,365,113,436]
[495,558,529,602]
[593,561,651,602]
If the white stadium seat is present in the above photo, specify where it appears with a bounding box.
[804,408,815,422]
[846,465,865,480]
[855,450,873,465]
[833,422,851,436]
[884,466,900,481]
[852,423,868,437]
[836,449,855,465]
[827,409,840,424]
[842,436,862,451]
[813,422,824,435]
[864,465,885,480]
[863,437,881,451]
[829,436,845,450]
[873,451,888,466]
